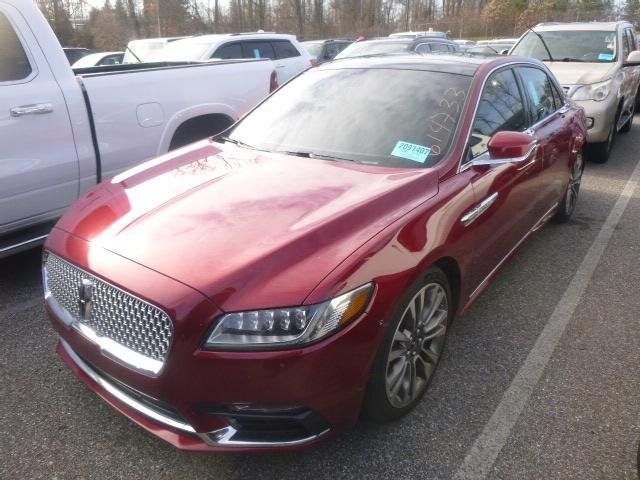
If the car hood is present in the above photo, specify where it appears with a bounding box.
[56,140,439,311]
[545,61,617,85]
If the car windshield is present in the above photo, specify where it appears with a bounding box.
[335,41,411,59]
[227,68,471,168]
[302,42,323,57]
[511,30,618,62]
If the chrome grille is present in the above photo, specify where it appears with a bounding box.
[44,252,173,368]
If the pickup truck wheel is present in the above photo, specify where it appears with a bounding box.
[363,267,451,422]
[554,152,584,223]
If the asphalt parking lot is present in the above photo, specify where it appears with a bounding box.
[1,121,639,480]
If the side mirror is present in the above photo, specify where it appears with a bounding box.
[472,131,537,166]
[624,50,640,67]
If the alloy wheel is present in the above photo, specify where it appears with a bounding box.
[565,153,584,215]
[385,283,449,408]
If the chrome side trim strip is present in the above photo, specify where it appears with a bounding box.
[0,234,48,253]
[461,192,498,226]
[60,339,196,433]
[468,201,559,299]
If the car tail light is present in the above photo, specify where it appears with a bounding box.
[269,70,278,92]
[310,59,318,67]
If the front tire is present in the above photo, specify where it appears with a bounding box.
[554,151,584,223]
[587,122,615,163]
[363,267,452,422]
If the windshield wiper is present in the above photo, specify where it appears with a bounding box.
[559,57,586,62]
[218,136,259,150]
[276,150,360,163]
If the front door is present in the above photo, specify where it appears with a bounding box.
[0,4,79,231]
[462,66,542,292]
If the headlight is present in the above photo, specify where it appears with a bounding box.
[204,283,374,350]
[570,79,612,101]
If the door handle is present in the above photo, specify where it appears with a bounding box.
[276,64,285,68]
[10,103,53,117]
[461,192,498,226]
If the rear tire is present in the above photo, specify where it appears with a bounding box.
[554,151,584,223]
[363,267,452,422]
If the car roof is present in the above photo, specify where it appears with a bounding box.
[533,21,627,32]
[178,33,297,46]
[319,53,529,76]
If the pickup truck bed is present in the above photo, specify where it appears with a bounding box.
[0,0,276,257]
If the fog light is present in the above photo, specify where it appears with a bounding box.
[585,117,594,129]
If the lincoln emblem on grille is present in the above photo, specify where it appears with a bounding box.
[79,278,95,321]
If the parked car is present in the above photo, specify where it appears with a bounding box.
[0,0,278,258]
[122,37,189,63]
[302,39,354,64]
[44,53,587,452]
[466,45,503,56]
[62,47,93,64]
[389,30,448,39]
[477,38,517,54]
[455,39,477,51]
[335,37,459,59]
[153,33,313,84]
[510,21,640,162]
[71,51,124,68]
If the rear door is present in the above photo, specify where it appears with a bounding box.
[462,66,541,291]
[0,4,79,232]
[271,40,303,84]
[517,66,571,216]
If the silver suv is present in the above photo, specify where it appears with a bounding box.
[511,21,640,162]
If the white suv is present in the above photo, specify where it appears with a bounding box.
[155,32,312,84]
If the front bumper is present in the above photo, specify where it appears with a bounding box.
[45,228,389,451]
[569,95,618,143]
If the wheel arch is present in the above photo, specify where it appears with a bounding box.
[157,103,239,154]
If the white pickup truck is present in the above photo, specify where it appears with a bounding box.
[0,0,276,257]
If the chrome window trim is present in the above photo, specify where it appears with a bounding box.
[459,61,565,173]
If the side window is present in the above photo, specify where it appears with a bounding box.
[0,11,32,82]
[470,68,527,158]
[241,41,275,59]
[213,43,243,59]
[519,67,557,123]
[272,40,300,59]
[430,43,450,53]
[415,43,431,54]
[323,42,344,59]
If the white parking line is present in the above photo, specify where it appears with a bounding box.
[453,157,640,480]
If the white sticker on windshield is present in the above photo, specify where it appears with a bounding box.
[391,141,432,163]
[598,53,614,61]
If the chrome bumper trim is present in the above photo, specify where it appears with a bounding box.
[60,339,195,433]
[60,339,330,448]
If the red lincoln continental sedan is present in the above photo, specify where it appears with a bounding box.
[43,54,586,451]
